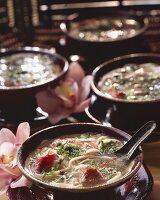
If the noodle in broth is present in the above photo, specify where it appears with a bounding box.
[25,133,134,188]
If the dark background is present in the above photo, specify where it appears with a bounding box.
[1,0,160,57]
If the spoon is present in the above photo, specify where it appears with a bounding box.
[114,120,156,160]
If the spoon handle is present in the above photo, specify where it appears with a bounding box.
[118,121,156,159]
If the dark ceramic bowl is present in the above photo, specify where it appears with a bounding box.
[0,47,69,121]
[90,53,160,131]
[7,164,153,200]
[17,123,143,193]
[60,10,149,67]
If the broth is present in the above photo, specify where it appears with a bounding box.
[98,63,160,101]
[25,133,134,188]
[69,17,140,42]
[0,53,61,88]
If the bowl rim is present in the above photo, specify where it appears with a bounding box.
[85,107,107,125]
[60,11,149,43]
[0,46,69,91]
[91,53,160,104]
[17,122,143,192]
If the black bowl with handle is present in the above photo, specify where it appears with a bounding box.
[17,122,143,196]
[90,53,160,131]
[60,10,149,67]
[0,46,69,121]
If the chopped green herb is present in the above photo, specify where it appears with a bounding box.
[56,143,80,157]
[29,157,36,165]
[80,133,90,139]
[90,160,98,168]
[100,168,108,177]
[107,168,117,180]
[42,169,56,180]
[98,140,105,153]
[100,167,117,180]
[98,140,119,153]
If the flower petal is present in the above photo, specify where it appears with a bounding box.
[0,181,10,195]
[15,122,30,145]
[74,98,91,113]
[36,89,73,124]
[66,62,85,86]
[0,169,13,195]
[0,164,21,177]
[0,128,15,146]
[79,75,92,103]
[0,169,14,179]
[55,81,79,108]
[10,176,32,188]
[49,107,72,124]
[36,90,62,114]
[0,142,14,158]
[36,62,91,125]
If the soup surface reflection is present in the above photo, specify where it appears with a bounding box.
[25,133,134,188]
[0,53,61,88]
[98,63,160,101]
[69,17,140,42]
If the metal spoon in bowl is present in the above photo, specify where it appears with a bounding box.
[114,120,156,160]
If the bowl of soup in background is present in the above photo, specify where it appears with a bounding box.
[90,53,160,130]
[60,10,149,67]
[17,122,143,195]
[0,47,69,121]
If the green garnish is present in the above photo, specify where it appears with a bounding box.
[98,140,105,153]
[90,160,98,168]
[42,169,56,180]
[29,157,36,165]
[107,168,117,180]
[6,70,19,80]
[100,168,117,180]
[100,168,108,176]
[56,143,80,157]
[98,140,119,153]
[80,133,90,139]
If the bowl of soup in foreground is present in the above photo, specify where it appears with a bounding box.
[0,47,69,121]
[17,123,142,193]
[60,10,149,66]
[91,53,160,129]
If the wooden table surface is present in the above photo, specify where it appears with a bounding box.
[142,141,160,200]
[0,141,160,200]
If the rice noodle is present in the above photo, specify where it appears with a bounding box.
[25,133,134,189]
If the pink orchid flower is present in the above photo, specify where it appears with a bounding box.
[0,122,32,195]
[36,62,92,124]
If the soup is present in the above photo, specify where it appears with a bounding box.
[25,133,134,188]
[98,63,160,101]
[69,17,140,42]
[0,53,61,88]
